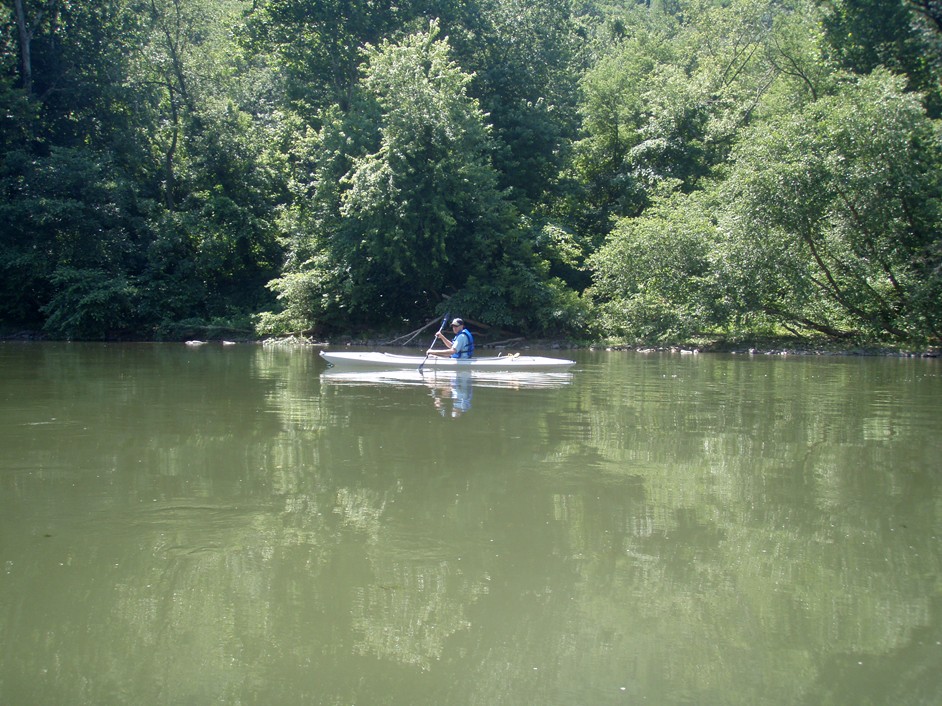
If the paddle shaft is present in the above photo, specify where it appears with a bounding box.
[419,313,449,371]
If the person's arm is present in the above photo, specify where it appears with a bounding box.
[428,331,455,356]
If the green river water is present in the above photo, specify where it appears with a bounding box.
[1,342,940,705]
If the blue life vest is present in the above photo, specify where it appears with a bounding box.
[452,328,474,358]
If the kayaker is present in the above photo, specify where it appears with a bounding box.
[428,318,474,359]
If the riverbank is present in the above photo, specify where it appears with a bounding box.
[3,329,939,358]
[266,333,940,358]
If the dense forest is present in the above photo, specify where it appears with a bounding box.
[1,0,940,345]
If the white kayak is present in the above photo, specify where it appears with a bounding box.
[319,350,576,370]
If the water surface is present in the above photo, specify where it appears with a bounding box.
[1,343,940,705]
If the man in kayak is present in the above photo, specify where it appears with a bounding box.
[428,318,474,359]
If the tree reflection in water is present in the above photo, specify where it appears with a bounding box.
[2,344,940,705]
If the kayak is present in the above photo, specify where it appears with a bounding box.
[319,350,576,370]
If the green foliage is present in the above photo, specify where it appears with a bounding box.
[257,20,590,338]
[571,6,680,235]
[0,146,147,328]
[42,267,139,339]
[345,22,512,310]
[719,69,942,342]
[568,0,820,243]
[444,221,592,336]
[820,0,942,115]
[453,0,585,211]
[6,0,148,148]
[589,191,727,341]
[0,80,38,153]
[2,0,940,344]
[261,22,513,331]
[578,0,940,346]
[0,0,286,338]
[589,61,942,346]
[242,0,415,119]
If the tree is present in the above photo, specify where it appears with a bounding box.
[588,190,728,342]
[570,0,818,245]
[718,69,942,342]
[262,21,586,335]
[0,0,284,337]
[127,0,285,333]
[570,4,679,239]
[454,0,585,212]
[241,0,416,121]
[342,22,508,314]
[820,0,942,115]
[0,146,148,337]
[263,22,509,329]
[0,1,154,335]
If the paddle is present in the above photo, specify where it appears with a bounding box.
[419,313,449,372]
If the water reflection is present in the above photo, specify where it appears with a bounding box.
[429,372,473,417]
[319,367,574,389]
[2,344,940,706]
[319,367,574,418]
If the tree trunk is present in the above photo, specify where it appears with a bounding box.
[165,83,178,210]
[13,0,33,95]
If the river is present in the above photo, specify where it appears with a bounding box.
[1,342,939,705]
